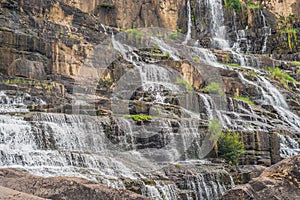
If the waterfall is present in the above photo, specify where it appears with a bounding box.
[279,134,300,158]
[101,24,108,35]
[0,113,139,184]
[184,0,192,44]
[232,12,251,53]
[142,181,178,200]
[260,10,271,54]
[238,72,300,133]
[112,35,180,94]
[151,37,180,61]
[0,91,45,113]
[205,0,230,49]
[155,181,178,200]
[185,171,231,200]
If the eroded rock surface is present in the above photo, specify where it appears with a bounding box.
[0,169,150,200]
[222,155,300,200]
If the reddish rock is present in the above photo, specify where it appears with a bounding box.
[0,169,150,200]
[222,155,300,200]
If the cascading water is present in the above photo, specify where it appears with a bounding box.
[184,0,192,44]
[0,91,45,113]
[260,10,271,54]
[141,181,178,200]
[193,0,299,159]
[232,11,252,53]
[185,170,233,200]
[1,2,298,198]
[279,134,300,158]
[0,112,137,187]
[204,0,230,49]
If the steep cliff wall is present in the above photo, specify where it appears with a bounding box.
[0,1,300,199]
[261,0,300,18]
[62,0,186,31]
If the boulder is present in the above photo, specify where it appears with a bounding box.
[222,155,300,200]
[0,169,150,200]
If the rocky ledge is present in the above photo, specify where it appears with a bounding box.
[0,169,150,200]
[222,154,300,200]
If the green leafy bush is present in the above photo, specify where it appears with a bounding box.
[271,67,296,87]
[286,29,297,51]
[291,61,300,66]
[247,4,260,9]
[234,96,255,106]
[278,14,298,52]
[193,56,200,62]
[218,132,245,165]
[165,51,171,59]
[168,32,178,40]
[224,0,242,12]
[98,2,115,9]
[222,54,230,63]
[208,118,223,156]
[174,163,181,168]
[204,82,224,95]
[124,114,153,122]
[227,63,241,68]
[176,78,193,92]
[208,118,223,141]
[126,29,143,39]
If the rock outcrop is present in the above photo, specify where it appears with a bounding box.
[222,155,300,200]
[0,169,150,200]
[261,0,300,18]
[0,0,300,199]
[0,186,46,200]
[62,0,186,31]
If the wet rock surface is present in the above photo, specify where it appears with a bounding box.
[0,0,300,200]
[222,155,300,200]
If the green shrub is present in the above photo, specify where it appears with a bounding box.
[204,82,224,95]
[218,132,245,165]
[291,61,300,66]
[227,63,241,68]
[286,29,297,51]
[208,118,223,141]
[165,51,171,59]
[176,78,194,92]
[224,0,242,12]
[247,4,260,9]
[208,118,223,155]
[174,163,181,168]
[69,34,76,39]
[126,29,143,39]
[193,56,200,62]
[222,54,230,63]
[297,69,300,75]
[263,66,273,72]
[235,96,255,106]
[247,70,259,77]
[123,114,154,122]
[271,67,296,87]
[98,2,115,9]
[169,32,178,40]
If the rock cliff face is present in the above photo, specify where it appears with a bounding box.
[0,0,300,200]
[62,0,186,31]
[0,169,150,200]
[222,155,300,200]
[261,0,300,18]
